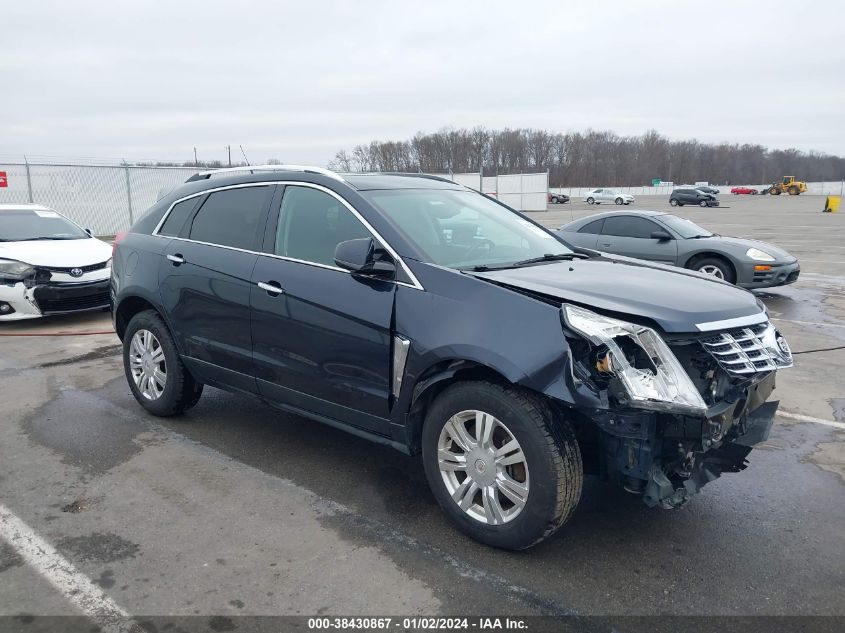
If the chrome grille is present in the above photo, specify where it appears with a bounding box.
[701,321,792,376]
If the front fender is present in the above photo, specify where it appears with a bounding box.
[390,263,601,439]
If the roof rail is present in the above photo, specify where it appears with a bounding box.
[374,172,460,184]
[185,164,345,183]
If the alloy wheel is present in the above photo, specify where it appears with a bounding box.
[437,410,529,525]
[698,264,725,279]
[129,329,167,400]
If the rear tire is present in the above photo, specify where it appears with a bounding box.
[669,198,679,207]
[123,310,204,417]
[788,185,799,195]
[421,381,582,550]
[586,197,595,205]
[615,197,623,205]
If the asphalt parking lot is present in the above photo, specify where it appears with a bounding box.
[1,194,843,630]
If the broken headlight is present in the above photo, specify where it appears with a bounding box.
[0,259,35,282]
[563,304,707,415]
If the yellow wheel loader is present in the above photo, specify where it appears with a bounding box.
[767,176,808,195]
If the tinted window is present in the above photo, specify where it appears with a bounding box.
[276,186,372,267]
[578,218,605,234]
[188,186,271,250]
[158,198,197,237]
[602,216,659,239]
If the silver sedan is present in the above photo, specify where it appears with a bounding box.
[583,188,635,205]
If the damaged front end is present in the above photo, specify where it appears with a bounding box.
[561,304,792,509]
[0,259,111,320]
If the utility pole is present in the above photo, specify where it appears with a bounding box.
[194,147,198,167]
[225,145,231,167]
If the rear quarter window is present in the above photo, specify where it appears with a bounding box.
[158,198,199,237]
[578,218,605,234]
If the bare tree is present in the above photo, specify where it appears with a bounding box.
[333,127,845,186]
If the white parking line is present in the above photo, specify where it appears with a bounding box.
[0,504,134,633]
[778,411,845,430]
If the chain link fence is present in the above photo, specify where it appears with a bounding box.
[0,162,199,236]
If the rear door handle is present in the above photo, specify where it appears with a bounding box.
[257,281,284,295]
[599,242,612,247]
[166,254,185,265]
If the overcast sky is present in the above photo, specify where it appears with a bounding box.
[2,0,843,165]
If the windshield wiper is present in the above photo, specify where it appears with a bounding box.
[14,236,70,241]
[510,253,587,267]
[462,263,515,272]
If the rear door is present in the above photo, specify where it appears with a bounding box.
[250,184,395,434]
[159,184,275,392]
[597,215,678,263]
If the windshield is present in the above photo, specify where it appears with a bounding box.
[659,214,713,239]
[363,189,572,269]
[0,209,89,241]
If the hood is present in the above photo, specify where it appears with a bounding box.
[706,236,795,262]
[0,238,112,267]
[471,256,763,333]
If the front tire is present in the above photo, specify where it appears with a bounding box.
[421,381,582,550]
[615,197,623,205]
[123,310,203,416]
[690,256,736,284]
[669,198,679,207]
[699,199,708,207]
[586,197,595,205]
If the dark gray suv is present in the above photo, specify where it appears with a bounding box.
[670,188,720,207]
[111,165,792,549]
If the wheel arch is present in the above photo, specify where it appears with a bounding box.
[403,359,515,455]
[114,293,169,342]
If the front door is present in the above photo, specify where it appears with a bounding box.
[250,184,395,434]
[597,215,678,263]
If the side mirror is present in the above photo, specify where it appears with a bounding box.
[85,228,92,236]
[651,230,673,241]
[334,237,395,278]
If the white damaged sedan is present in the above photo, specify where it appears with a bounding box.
[0,204,112,321]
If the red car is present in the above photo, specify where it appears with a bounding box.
[730,186,758,195]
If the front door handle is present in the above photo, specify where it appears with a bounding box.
[166,253,185,265]
[599,242,612,247]
[257,281,284,296]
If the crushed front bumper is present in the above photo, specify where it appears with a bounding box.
[588,371,779,509]
[0,279,111,321]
